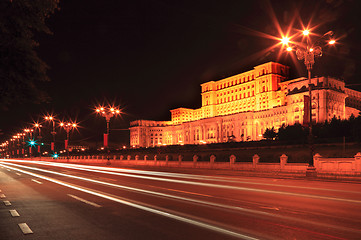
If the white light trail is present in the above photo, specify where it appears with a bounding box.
[2,160,361,204]
[31,179,43,184]
[0,163,259,240]
[1,162,360,235]
[67,194,102,208]
[3,159,359,195]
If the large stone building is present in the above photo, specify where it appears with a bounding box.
[130,62,361,148]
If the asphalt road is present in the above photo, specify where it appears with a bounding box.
[0,159,361,240]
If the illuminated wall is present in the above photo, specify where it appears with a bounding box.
[130,62,361,148]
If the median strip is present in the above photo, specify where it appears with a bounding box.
[18,223,33,234]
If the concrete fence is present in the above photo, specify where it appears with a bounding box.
[52,152,361,174]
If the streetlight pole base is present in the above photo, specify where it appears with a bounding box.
[306,166,317,178]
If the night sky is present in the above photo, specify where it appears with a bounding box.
[1,0,361,145]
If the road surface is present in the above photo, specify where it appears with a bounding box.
[1,159,361,239]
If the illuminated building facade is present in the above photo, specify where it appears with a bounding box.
[130,62,361,148]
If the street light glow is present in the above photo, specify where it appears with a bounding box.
[329,39,336,45]
[281,36,290,45]
[286,46,292,52]
[302,29,310,36]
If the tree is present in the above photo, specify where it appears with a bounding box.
[277,123,307,143]
[263,127,277,140]
[0,0,60,110]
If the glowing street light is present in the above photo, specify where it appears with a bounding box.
[60,121,78,160]
[95,105,121,163]
[34,122,43,156]
[280,28,336,177]
[44,115,57,153]
[95,106,121,149]
[281,36,290,45]
[329,39,336,45]
[302,29,310,36]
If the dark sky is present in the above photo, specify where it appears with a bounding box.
[1,0,361,145]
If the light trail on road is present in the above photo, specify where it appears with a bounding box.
[6,159,360,194]
[0,162,260,240]
[2,160,361,204]
[2,161,361,236]
[1,159,361,239]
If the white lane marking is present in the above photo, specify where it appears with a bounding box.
[10,209,20,217]
[31,179,43,184]
[3,200,11,206]
[16,172,21,176]
[0,193,6,198]
[6,169,11,171]
[18,223,33,234]
[67,194,102,208]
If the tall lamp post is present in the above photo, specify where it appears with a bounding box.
[60,121,77,160]
[280,29,336,176]
[19,132,26,158]
[34,123,42,157]
[24,128,34,158]
[13,134,21,157]
[45,115,57,154]
[95,106,121,162]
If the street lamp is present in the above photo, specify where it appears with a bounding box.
[18,132,26,157]
[24,128,35,158]
[34,123,42,157]
[59,121,77,160]
[44,115,57,154]
[12,135,20,157]
[280,28,336,177]
[95,106,121,162]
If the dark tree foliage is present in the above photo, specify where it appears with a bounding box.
[277,123,308,143]
[263,127,277,140]
[312,115,361,142]
[0,0,59,110]
[268,114,361,143]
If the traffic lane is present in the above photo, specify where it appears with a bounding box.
[4,162,360,239]
[10,160,361,203]
[48,172,361,240]
[4,161,361,231]
[0,165,259,240]
[21,162,361,220]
